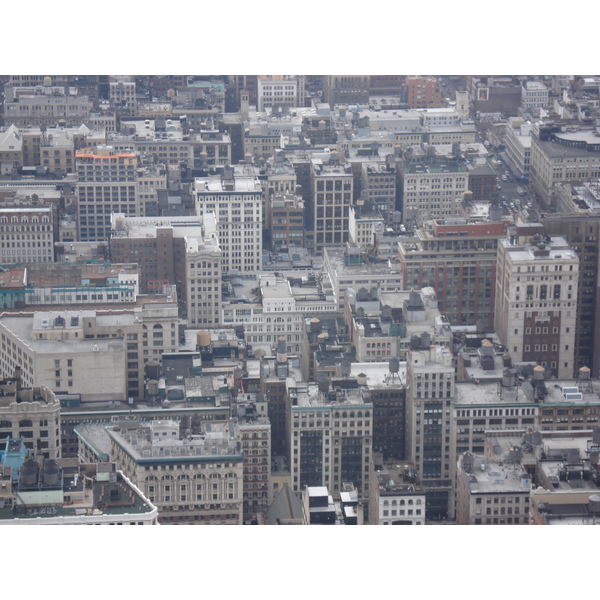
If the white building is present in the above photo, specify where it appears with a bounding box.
[521,81,549,112]
[257,76,304,113]
[369,463,426,525]
[194,167,262,275]
[401,157,469,227]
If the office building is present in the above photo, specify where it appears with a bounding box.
[529,121,600,208]
[288,380,373,500]
[0,375,61,460]
[106,419,244,524]
[405,345,455,520]
[0,206,55,264]
[76,146,138,241]
[399,218,509,329]
[310,158,353,255]
[400,156,469,228]
[494,223,579,379]
[369,462,426,525]
[543,209,600,376]
[455,452,532,525]
[194,166,262,275]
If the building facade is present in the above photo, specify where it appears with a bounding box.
[494,224,579,379]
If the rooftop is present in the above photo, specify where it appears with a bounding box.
[461,454,532,494]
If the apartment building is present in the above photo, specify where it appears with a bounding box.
[238,412,272,519]
[109,213,221,327]
[406,76,445,109]
[194,167,262,275]
[494,224,579,379]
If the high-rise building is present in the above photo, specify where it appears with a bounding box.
[0,206,55,264]
[400,156,469,228]
[543,206,600,376]
[288,380,373,500]
[399,218,509,329]
[310,159,353,255]
[109,213,222,327]
[405,345,456,521]
[194,166,262,275]
[76,146,138,241]
[494,223,579,379]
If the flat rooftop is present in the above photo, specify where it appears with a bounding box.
[464,454,531,494]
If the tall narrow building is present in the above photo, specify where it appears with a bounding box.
[405,344,456,521]
[495,223,579,379]
[194,166,262,275]
[76,145,138,241]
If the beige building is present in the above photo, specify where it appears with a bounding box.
[0,377,61,460]
[0,206,55,264]
[401,156,469,227]
[107,419,245,524]
[0,302,178,403]
[369,462,426,525]
[456,452,532,525]
[494,224,579,379]
[529,122,600,208]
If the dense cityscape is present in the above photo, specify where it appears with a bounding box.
[2,73,600,528]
